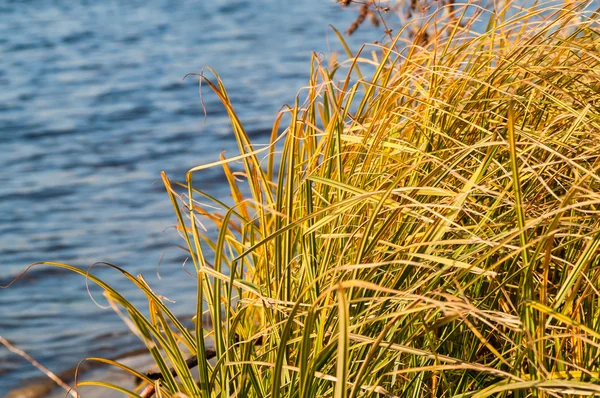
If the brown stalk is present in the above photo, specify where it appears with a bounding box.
[139,335,263,398]
[347,1,374,35]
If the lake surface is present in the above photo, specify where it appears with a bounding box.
[1,0,598,395]
[0,0,383,394]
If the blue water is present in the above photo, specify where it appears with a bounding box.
[0,0,379,393]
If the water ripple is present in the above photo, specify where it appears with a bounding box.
[0,0,378,393]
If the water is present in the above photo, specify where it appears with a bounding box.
[0,0,378,394]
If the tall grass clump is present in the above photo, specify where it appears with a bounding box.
[12,1,600,397]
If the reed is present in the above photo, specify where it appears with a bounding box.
[19,0,600,396]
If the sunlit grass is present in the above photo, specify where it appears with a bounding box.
[7,0,600,397]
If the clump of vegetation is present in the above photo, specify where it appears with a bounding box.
[339,0,464,38]
[13,0,600,396]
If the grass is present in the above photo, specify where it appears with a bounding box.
[7,0,600,396]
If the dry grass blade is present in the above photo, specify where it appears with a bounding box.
[0,336,79,398]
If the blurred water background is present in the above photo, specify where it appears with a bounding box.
[0,0,382,394]
[1,0,598,395]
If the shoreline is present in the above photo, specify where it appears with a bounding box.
[6,347,152,398]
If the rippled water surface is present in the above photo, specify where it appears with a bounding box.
[0,0,379,393]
